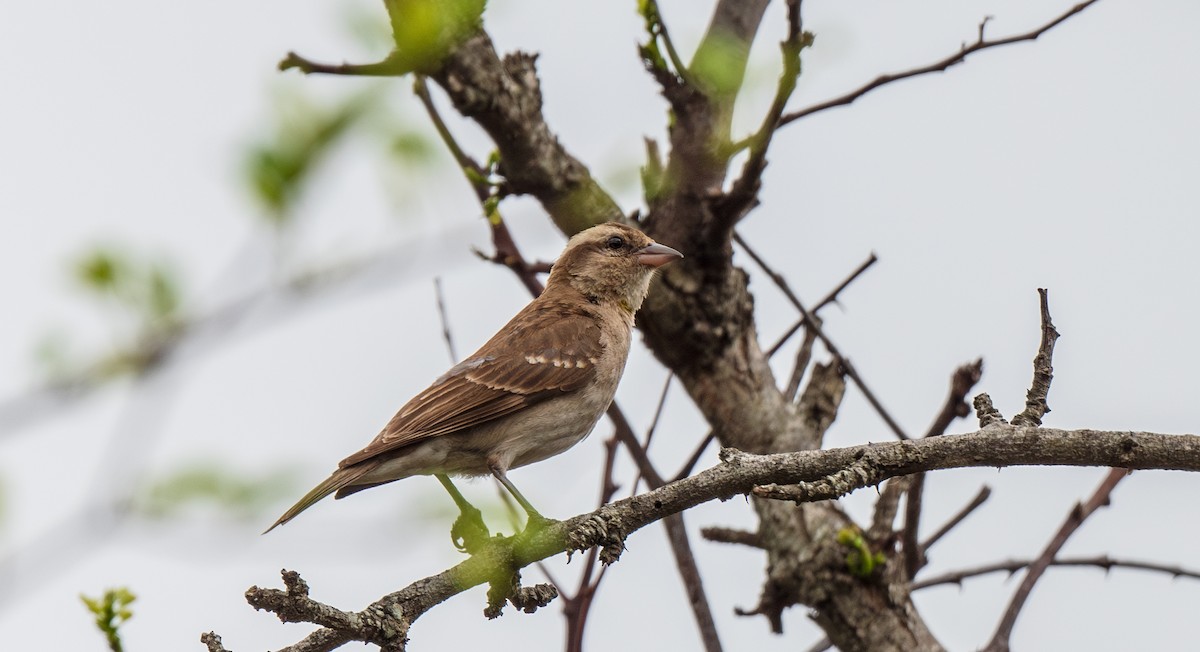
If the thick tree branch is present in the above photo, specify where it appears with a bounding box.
[778,1,1102,126]
[234,427,1200,650]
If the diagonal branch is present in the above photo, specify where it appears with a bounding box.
[734,232,910,440]
[919,484,992,553]
[981,467,1128,652]
[779,0,1102,126]
[765,252,877,357]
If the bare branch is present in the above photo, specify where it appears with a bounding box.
[673,431,717,482]
[766,252,877,357]
[912,555,1200,591]
[734,233,910,440]
[240,427,1199,650]
[413,76,487,200]
[701,526,763,548]
[982,467,1128,652]
[784,322,819,402]
[902,360,985,575]
[919,485,992,552]
[779,1,1102,126]
[1012,289,1060,427]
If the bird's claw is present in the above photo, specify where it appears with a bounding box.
[450,505,491,553]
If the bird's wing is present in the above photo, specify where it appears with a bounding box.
[338,303,603,467]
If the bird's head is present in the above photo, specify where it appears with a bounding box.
[548,222,683,313]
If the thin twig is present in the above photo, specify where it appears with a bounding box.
[919,485,992,553]
[701,526,763,548]
[765,252,877,357]
[563,434,624,652]
[279,51,408,77]
[720,0,810,228]
[981,468,1128,652]
[632,374,674,492]
[644,0,691,85]
[432,277,459,361]
[1012,289,1059,427]
[673,431,716,482]
[734,233,909,439]
[902,360,984,576]
[778,1,1102,126]
[414,76,487,199]
[784,323,819,402]
[912,554,1200,591]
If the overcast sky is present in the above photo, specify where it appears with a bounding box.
[1,1,1198,650]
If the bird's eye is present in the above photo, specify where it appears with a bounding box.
[605,235,625,250]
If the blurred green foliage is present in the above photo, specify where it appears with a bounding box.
[136,462,297,521]
[29,246,189,381]
[73,247,182,324]
[246,92,372,222]
[80,587,136,652]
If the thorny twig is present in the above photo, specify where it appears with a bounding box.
[777,1,1103,125]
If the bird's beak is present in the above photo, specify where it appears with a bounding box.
[635,242,684,268]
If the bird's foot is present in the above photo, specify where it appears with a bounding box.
[450,504,491,554]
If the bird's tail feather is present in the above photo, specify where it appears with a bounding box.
[263,465,371,534]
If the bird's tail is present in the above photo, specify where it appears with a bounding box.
[263,465,371,534]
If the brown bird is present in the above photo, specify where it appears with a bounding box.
[266,222,681,540]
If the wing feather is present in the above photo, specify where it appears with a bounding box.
[339,300,603,468]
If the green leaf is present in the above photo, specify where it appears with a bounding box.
[80,587,136,652]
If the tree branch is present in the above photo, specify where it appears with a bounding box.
[982,467,1127,652]
[919,484,992,553]
[901,360,985,575]
[778,0,1102,126]
[734,233,910,440]
[912,555,1200,591]
[1012,288,1059,427]
[231,426,1200,650]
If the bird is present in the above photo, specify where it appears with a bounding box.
[266,222,682,540]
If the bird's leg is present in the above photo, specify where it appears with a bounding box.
[489,465,555,532]
[436,474,490,553]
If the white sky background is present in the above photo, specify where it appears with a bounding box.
[1,0,1198,650]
